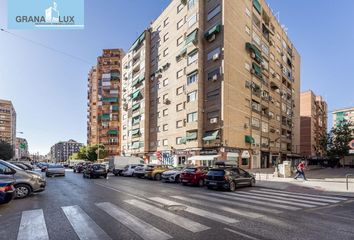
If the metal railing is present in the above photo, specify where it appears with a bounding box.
[346,174,354,191]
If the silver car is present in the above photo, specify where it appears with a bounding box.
[46,165,65,177]
[0,160,46,199]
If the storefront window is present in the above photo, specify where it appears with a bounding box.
[242,158,249,165]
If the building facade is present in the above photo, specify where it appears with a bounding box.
[50,139,83,162]
[15,137,29,160]
[0,99,16,152]
[87,49,124,157]
[121,0,301,169]
[300,91,327,158]
[333,107,354,129]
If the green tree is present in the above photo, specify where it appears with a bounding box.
[71,144,107,162]
[0,140,14,160]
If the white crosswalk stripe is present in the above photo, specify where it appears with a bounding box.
[125,199,210,233]
[62,205,112,240]
[17,209,49,240]
[96,202,172,240]
[149,197,239,224]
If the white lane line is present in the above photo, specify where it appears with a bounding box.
[171,196,264,218]
[149,197,239,224]
[237,191,329,206]
[17,209,49,240]
[250,190,340,203]
[188,194,283,214]
[125,199,210,233]
[62,205,112,240]
[224,228,261,240]
[96,202,172,240]
[258,188,348,201]
[203,192,301,211]
[223,192,317,208]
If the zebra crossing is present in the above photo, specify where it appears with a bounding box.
[14,188,348,240]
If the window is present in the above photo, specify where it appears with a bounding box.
[251,117,260,128]
[187,112,198,122]
[176,120,184,128]
[187,50,198,65]
[176,103,184,111]
[207,5,221,21]
[251,100,261,112]
[163,48,169,57]
[177,69,184,78]
[163,109,168,116]
[252,14,261,29]
[262,43,269,55]
[163,124,168,131]
[207,89,219,99]
[262,122,269,133]
[270,53,275,61]
[245,7,251,17]
[164,18,169,27]
[245,25,250,35]
[177,18,184,29]
[177,3,184,13]
[163,139,168,146]
[177,36,184,46]
[187,71,198,85]
[163,93,168,101]
[176,137,182,145]
[188,14,197,27]
[164,33,169,42]
[188,0,196,9]
[207,68,221,81]
[207,47,221,61]
[252,31,261,46]
[245,62,250,71]
[187,91,197,102]
[176,86,184,95]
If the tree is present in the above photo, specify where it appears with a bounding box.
[70,144,107,162]
[0,141,14,160]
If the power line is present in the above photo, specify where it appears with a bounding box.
[0,27,92,65]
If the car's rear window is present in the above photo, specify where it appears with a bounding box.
[207,170,225,176]
[184,168,197,173]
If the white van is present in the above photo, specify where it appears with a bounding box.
[109,156,144,176]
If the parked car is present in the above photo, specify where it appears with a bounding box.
[133,164,150,178]
[145,165,174,180]
[122,164,144,177]
[73,163,85,173]
[0,180,15,204]
[0,160,46,198]
[46,165,65,177]
[8,162,32,171]
[205,167,255,191]
[161,167,184,183]
[180,166,209,186]
[83,164,108,179]
[110,156,144,176]
[39,163,49,172]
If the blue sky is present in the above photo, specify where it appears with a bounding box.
[0,0,353,155]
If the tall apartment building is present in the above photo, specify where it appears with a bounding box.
[121,0,300,169]
[87,49,124,157]
[333,107,354,130]
[300,91,327,158]
[50,139,83,162]
[0,99,16,152]
[15,137,29,160]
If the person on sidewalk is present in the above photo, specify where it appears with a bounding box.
[294,160,307,181]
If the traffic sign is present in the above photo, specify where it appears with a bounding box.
[349,140,354,150]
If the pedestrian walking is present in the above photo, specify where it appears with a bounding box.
[294,160,307,180]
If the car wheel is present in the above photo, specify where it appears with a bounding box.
[154,173,161,181]
[229,181,236,192]
[73,170,76,173]
[198,179,204,187]
[15,184,31,199]
[250,178,256,187]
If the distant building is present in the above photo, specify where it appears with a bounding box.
[332,106,354,131]
[0,99,16,153]
[300,91,327,157]
[15,137,29,160]
[50,139,83,162]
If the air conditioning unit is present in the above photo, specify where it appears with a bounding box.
[212,53,220,61]
[210,118,218,124]
[212,74,218,82]
[208,34,216,42]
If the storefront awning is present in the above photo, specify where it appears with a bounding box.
[203,130,219,141]
[188,155,219,161]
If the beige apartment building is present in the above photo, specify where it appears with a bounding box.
[87,49,124,157]
[300,91,327,158]
[121,0,300,169]
[0,99,16,152]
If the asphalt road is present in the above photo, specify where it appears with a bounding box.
[1,171,353,240]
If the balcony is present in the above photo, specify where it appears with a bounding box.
[245,42,262,64]
[251,63,263,79]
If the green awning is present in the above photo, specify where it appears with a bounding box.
[132,75,145,87]
[107,129,118,135]
[131,128,140,136]
[253,0,262,14]
[186,131,197,140]
[111,72,120,78]
[132,103,141,111]
[180,136,187,144]
[100,114,110,120]
[203,130,219,141]
[252,63,263,79]
[185,29,198,45]
[176,48,187,60]
[130,32,146,51]
[204,24,221,40]
[102,97,118,103]
[132,115,141,125]
[245,42,262,63]
[245,135,255,144]
[131,141,140,149]
[111,105,119,111]
[131,90,141,100]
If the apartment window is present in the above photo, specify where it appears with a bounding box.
[177,3,184,13]
[207,68,221,81]
[176,120,184,128]
[252,31,261,46]
[245,25,250,35]
[176,86,184,95]
[157,140,161,147]
[163,109,168,116]
[176,103,184,111]
[207,89,220,99]
[251,117,260,128]
[188,14,197,27]
[163,78,168,86]
[176,137,182,145]
[262,122,269,133]
[262,43,269,55]
[252,14,261,29]
[163,124,168,131]
[177,18,184,29]
[163,48,169,57]
[164,33,169,42]
[164,18,169,27]
[207,5,221,21]
[177,36,184,46]
[245,62,251,71]
[207,47,221,61]
[163,139,168,146]
[276,115,281,121]
[269,111,274,119]
[187,91,197,102]
[187,71,198,85]
[270,53,275,61]
[163,93,168,101]
[251,100,261,112]
[187,112,198,122]
[187,50,198,65]
[188,0,196,9]
[177,69,184,78]
[245,7,251,17]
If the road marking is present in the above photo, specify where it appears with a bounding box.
[125,199,210,233]
[96,202,172,240]
[223,192,317,208]
[224,228,260,240]
[171,195,264,218]
[203,192,301,210]
[187,194,283,214]
[62,205,111,240]
[17,209,49,240]
[250,190,340,203]
[236,191,328,206]
[258,188,348,201]
[149,197,239,224]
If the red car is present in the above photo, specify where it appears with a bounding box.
[180,166,209,187]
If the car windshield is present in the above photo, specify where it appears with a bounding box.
[49,165,63,168]
[184,168,197,173]
[207,170,225,176]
